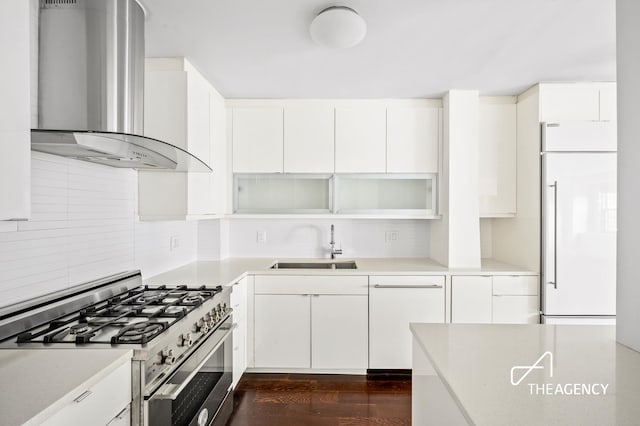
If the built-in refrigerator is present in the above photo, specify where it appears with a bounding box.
[541,122,617,324]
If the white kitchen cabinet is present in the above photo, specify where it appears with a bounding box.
[386,106,440,173]
[335,106,387,173]
[231,276,248,388]
[0,0,30,221]
[598,82,617,122]
[139,57,224,220]
[492,275,539,324]
[312,294,368,369]
[369,275,446,369]
[284,106,334,173]
[106,407,130,426]
[539,83,617,123]
[451,276,493,323]
[253,275,368,371]
[232,107,284,173]
[478,98,517,217]
[451,275,539,324]
[43,360,131,426]
[254,294,311,368]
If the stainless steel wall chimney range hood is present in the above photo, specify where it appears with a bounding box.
[32,0,211,172]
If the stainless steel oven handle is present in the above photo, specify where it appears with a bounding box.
[153,323,236,401]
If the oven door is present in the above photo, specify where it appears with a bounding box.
[147,317,234,426]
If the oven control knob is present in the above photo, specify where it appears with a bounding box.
[196,319,209,334]
[162,349,176,365]
[222,302,228,312]
[205,314,215,327]
[179,333,193,347]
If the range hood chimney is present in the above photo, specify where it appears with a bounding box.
[32,0,211,172]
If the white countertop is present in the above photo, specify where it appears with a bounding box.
[410,323,640,426]
[0,348,132,426]
[144,257,535,287]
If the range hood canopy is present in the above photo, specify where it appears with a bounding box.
[33,0,211,172]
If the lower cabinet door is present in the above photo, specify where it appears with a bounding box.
[492,295,539,324]
[311,295,368,369]
[451,276,493,323]
[254,294,311,368]
[369,276,445,369]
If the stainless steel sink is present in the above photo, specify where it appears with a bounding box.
[270,261,357,270]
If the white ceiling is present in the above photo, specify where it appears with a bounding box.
[142,0,616,99]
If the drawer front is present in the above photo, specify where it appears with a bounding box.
[492,276,538,296]
[370,275,445,288]
[44,361,132,426]
[255,275,368,295]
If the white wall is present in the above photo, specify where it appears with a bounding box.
[616,0,640,352]
[0,153,198,308]
[198,218,430,259]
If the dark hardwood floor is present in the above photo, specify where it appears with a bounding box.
[227,373,411,426]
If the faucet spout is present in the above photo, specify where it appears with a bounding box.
[329,224,342,259]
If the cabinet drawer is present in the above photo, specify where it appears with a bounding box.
[370,275,445,288]
[492,276,538,296]
[255,275,368,295]
[44,361,131,426]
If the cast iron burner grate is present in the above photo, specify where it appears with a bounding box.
[111,321,168,344]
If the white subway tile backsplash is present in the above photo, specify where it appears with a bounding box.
[0,153,198,309]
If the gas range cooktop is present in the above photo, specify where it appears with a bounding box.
[14,284,223,346]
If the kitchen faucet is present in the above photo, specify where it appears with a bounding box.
[330,224,343,259]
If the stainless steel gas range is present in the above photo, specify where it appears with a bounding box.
[0,271,234,426]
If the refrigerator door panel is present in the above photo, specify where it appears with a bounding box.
[542,152,616,316]
[542,122,617,152]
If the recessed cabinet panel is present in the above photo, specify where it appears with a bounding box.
[232,108,284,173]
[387,107,439,173]
[284,106,334,173]
[335,107,386,173]
[539,84,600,122]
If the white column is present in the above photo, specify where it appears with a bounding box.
[431,91,481,268]
[616,0,640,352]
[0,0,31,220]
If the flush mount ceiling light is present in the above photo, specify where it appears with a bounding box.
[310,6,367,49]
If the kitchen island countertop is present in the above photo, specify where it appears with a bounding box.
[410,323,640,425]
[143,257,535,288]
[0,348,132,426]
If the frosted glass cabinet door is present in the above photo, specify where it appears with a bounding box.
[387,106,439,173]
[335,107,386,173]
[232,107,284,173]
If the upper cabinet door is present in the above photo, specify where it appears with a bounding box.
[386,106,439,173]
[539,84,600,122]
[335,106,386,173]
[284,106,334,173]
[478,100,516,217]
[232,108,284,173]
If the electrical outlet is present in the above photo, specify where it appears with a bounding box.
[385,230,399,242]
[169,235,180,251]
[256,231,267,244]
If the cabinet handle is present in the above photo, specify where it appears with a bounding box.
[373,284,443,289]
[312,294,320,297]
[73,390,92,403]
[301,294,309,296]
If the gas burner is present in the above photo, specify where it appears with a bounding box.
[111,321,167,344]
[182,295,205,305]
[69,324,90,335]
[134,293,167,305]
